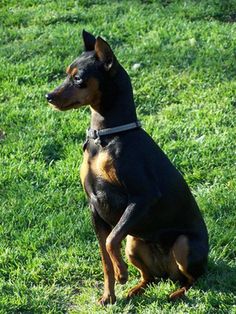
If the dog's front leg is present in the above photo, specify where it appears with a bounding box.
[91,206,116,305]
[106,198,148,285]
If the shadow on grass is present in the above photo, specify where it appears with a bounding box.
[187,1,236,23]
[202,259,236,294]
[114,258,236,309]
[41,141,64,165]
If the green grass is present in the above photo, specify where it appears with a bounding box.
[0,0,236,313]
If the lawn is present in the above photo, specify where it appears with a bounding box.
[0,0,236,313]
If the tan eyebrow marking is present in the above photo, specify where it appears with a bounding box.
[71,68,78,76]
[66,66,78,76]
[66,66,71,74]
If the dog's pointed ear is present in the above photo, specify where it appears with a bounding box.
[82,30,96,51]
[95,36,116,72]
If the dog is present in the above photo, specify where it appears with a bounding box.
[46,30,209,305]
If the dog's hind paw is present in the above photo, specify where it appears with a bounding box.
[169,287,187,301]
[127,281,148,298]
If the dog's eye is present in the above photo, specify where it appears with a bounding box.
[74,76,86,88]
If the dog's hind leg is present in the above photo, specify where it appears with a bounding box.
[125,236,156,298]
[169,235,208,300]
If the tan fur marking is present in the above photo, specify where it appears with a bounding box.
[91,151,120,186]
[168,250,181,281]
[71,67,78,76]
[80,150,120,189]
[52,77,101,111]
[126,236,154,281]
[169,235,194,300]
[72,77,101,108]
[97,228,116,305]
[66,66,71,74]
[125,236,156,297]
[66,65,78,76]
[169,287,187,300]
[80,150,89,190]
[172,235,194,282]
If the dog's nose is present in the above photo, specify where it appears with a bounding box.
[45,93,54,103]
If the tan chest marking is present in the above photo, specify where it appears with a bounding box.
[80,150,120,188]
[80,150,89,189]
[91,151,120,186]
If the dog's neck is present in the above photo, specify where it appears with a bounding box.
[90,67,137,130]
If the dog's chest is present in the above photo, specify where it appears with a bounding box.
[80,148,127,225]
[80,149,120,187]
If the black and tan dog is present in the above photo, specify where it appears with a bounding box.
[46,30,209,305]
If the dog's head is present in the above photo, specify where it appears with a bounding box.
[46,30,118,111]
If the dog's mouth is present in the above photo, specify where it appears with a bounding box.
[48,100,81,111]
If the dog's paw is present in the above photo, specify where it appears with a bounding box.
[115,263,128,284]
[169,287,187,301]
[127,281,147,298]
[115,270,128,284]
[98,294,116,305]
[116,272,128,285]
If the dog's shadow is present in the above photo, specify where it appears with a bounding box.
[41,141,64,166]
[201,259,236,294]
